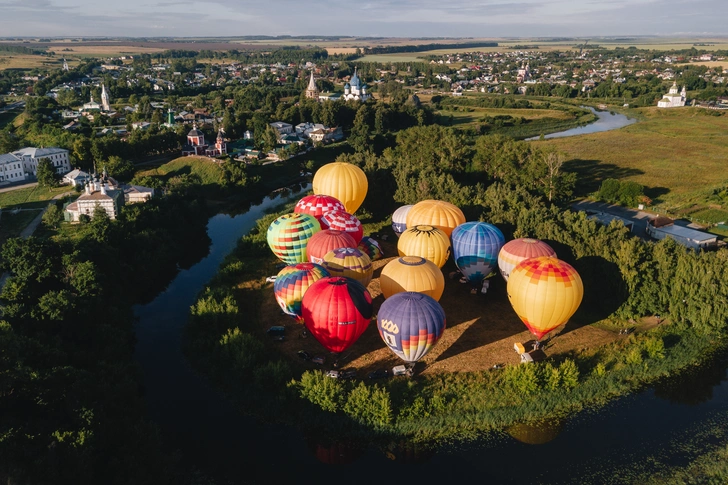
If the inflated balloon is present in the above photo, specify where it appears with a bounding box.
[301,276,373,353]
[498,238,557,282]
[392,205,413,238]
[377,292,446,363]
[295,194,345,226]
[507,257,584,340]
[321,210,363,244]
[451,222,505,284]
[322,247,374,287]
[406,200,465,237]
[397,225,451,268]
[312,162,368,214]
[358,236,383,261]
[380,256,445,301]
[307,230,358,265]
[274,263,330,322]
[266,213,321,264]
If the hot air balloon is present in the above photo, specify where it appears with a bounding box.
[321,210,363,244]
[398,225,451,268]
[406,200,465,237]
[266,213,321,264]
[307,230,358,265]
[322,247,374,287]
[392,205,413,238]
[379,256,445,301]
[451,222,505,284]
[507,257,583,340]
[273,263,330,322]
[377,292,446,363]
[294,194,345,226]
[312,162,368,214]
[498,238,557,282]
[301,276,373,353]
[358,236,383,261]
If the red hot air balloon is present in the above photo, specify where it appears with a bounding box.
[321,210,364,244]
[307,229,358,265]
[295,195,345,226]
[301,277,373,353]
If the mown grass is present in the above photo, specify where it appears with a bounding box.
[0,184,70,209]
[135,156,226,186]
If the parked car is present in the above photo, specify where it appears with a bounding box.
[367,369,390,380]
[297,350,312,361]
[326,368,357,379]
[392,365,413,377]
[265,275,277,283]
[312,355,326,365]
[267,326,285,340]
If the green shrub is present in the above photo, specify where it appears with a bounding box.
[218,328,265,374]
[643,336,666,360]
[343,382,393,428]
[559,359,580,390]
[296,370,346,413]
[190,288,239,327]
[503,363,539,396]
[253,360,292,391]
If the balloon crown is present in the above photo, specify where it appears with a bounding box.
[399,256,427,266]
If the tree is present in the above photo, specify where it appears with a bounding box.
[348,104,372,153]
[262,125,279,152]
[42,204,63,229]
[56,88,79,108]
[36,158,57,189]
[104,155,135,180]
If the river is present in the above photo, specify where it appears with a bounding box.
[526,106,636,140]
[134,184,728,484]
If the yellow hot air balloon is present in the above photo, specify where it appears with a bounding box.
[397,225,451,268]
[380,256,445,301]
[405,200,465,237]
[507,257,583,340]
[322,247,374,287]
[312,162,368,214]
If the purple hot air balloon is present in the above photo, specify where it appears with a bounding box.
[376,291,446,363]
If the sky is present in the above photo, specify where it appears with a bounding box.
[0,0,726,38]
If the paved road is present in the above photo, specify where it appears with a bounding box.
[571,200,654,240]
[0,100,25,114]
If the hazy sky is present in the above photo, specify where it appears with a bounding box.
[0,0,725,38]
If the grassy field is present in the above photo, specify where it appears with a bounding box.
[0,53,64,71]
[0,109,20,129]
[540,107,728,212]
[0,184,71,209]
[135,156,226,186]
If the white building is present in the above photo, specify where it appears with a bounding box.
[342,68,370,101]
[646,216,717,250]
[9,147,71,178]
[64,179,124,222]
[0,153,26,183]
[657,82,686,108]
[270,121,293,135]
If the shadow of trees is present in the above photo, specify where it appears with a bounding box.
[564,159,644,196]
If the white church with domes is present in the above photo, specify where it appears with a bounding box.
[342,68,370,101]
[657,82,686,108]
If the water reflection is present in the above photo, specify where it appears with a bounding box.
[506,420,564,445]
[526,107,636,140]
[653,353,728,405]
[307,437,363,465]
[383,440,435,464]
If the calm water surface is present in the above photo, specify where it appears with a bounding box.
[527,106,636,140]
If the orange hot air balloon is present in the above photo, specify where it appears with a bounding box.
[312,162,368,214]
[397,225,451,268]
[405,200,465,237]
[379,256,445,301]
[507,257,584,340]
[498,238,557,282]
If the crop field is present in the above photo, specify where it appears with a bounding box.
[0,53,64,70]
[540,107,728,211]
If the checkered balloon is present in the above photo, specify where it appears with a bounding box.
[274,262,330,323]
[320,210,363,244]
[295,195,345,226]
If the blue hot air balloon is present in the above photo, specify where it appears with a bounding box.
[451,222,505,284]
[376,292,446,363]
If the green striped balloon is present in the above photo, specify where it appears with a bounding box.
[267,213,321,264]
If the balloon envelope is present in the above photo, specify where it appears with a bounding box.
[322,247,374,287]
[301,276,373,353]
[498,238,557,282]
[507,257,584,340]
[451,222,505,284]
[266,213,321,264]
[406,200,465,237]
[321,210,363,244]
[377,292,446,363]
[358,236,383,261]
[380,256,444,301]
[392,205,413,237]
[295,194,345,226]
[274,263,330,322]
[313,162,368,214]
[397,225,451,268]
[307,229,358,265]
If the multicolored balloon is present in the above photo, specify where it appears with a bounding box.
[406,200,465,237]
[392,205,413,238]
[307,229,357,265]
[322,247,374,287]
[377,292,446,363]
[380,256,445,301]
[451,222,505,284]
[301,276,373,353]
[266,213,321,264]
[397,225,451,268]
[321,210,363,244]
[294,194,345,226]
[273,263,330,322]
[357,236,383,261]
[507,257,584,340]
[498,238,557,282]
[313,162,368,214]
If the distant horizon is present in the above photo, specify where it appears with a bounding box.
[0,0,726,39]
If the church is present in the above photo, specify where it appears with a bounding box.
[305,71,319,99]
[657,82,686,108]
[181,123,227,157]
[342,68,370,101]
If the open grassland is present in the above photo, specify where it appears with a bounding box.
[441,106,576,125]
[540,107,728,210]
[135,156,225,186]
[0,53,64,71]
[677,61,728,70]
[0,184,70,209]
[50,45,165,57]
